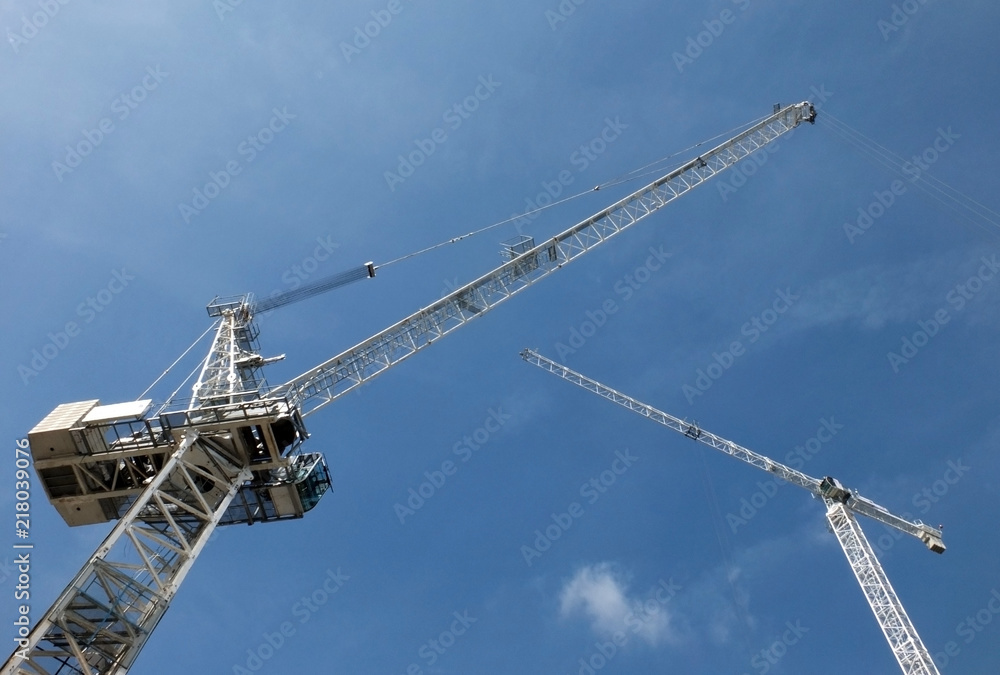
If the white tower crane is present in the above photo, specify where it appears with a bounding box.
[520,348,943,675]
[3,102,816,675]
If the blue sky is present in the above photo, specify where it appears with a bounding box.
[2,1,1000,673]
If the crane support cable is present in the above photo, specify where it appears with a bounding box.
[596,112,769,190]
[255,262,376,313]
[822,111,999,222]
[816,111,1000,236]
[138,319,221,399]
[378,190,595,268]
[378,113,770,270]
[156,358,210,416]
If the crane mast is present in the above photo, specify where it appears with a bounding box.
[7,432,251,675]
[5,102,815,675]
[520,349,942,675]
[827,503,939,674]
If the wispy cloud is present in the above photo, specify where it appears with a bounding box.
[558,562,676,646]
[791,245,1000,333]
[790,263,927,331]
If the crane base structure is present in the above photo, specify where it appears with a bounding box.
[520,349,942,675]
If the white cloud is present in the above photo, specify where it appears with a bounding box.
[789,263,925,331]
[558,562,676,647]
[791,246,1000,333]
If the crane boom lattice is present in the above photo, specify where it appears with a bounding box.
[520,348,942,674]
[270,102,817,417]
[826,503,940,674]
[4,431,251,675]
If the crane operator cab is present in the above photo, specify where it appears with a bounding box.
[28,397,333,527]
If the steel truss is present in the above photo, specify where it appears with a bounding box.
[826,503,939,674]
[192,303,270,408]
[520,349,942,674]
[519,349,943,545]
[4,432,251,675]
[270,103,817,417]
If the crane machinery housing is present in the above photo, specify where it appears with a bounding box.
[520,348,944,675]
[4,102,816,675]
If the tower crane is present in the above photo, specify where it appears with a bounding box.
[520,348,944,675]
[3,102,816,675]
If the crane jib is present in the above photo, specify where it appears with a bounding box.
[518,347,944,553]
[270,102,817,417]
[518,348,944,675]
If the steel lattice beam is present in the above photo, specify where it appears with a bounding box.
[191,313,239,407]
[520,348,942,675]
[826,502,939,674]
[519,349,942,547]
[192,303,272,408]
[3,431,251,675]
[269,103,817,417]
